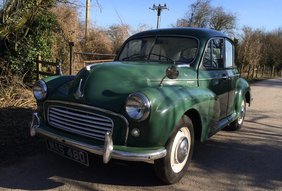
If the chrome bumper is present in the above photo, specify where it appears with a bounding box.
[30,113,167,163]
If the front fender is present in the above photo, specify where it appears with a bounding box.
[43,75,75,97]
[129,86,215,147]
[43,75,75,100]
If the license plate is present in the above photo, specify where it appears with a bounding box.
[46,139,89,166]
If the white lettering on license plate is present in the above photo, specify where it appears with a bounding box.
[46,139,89,166]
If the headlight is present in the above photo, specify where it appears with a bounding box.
[126,93,150,121]
[33,80,47,101]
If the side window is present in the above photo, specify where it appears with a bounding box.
[225,39,234,68]
[202,38,224,69]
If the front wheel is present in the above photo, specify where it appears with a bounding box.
[154,116,194,184]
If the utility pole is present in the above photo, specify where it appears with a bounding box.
[85,0,90,39]
[150,4,168,29]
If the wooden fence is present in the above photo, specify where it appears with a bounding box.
[35,56,62,80]
[35,48,116,79]
[72,52,116,74]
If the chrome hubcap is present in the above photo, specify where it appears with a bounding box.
[238,100,246,125]
[175,137,188,163]
[170,127,191,173]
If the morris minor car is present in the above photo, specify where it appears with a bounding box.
[31,28,251,184]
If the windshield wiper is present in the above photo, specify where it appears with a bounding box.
[148,53,175,63]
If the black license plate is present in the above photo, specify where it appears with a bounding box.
[46,139,89,166]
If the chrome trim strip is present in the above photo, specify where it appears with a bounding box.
[50,117,109,135]
[49,111,112,130]
[74,78,84,99]
[103,131,113,163]
[33,122,167,162]
[198,74,240,81]
[49,106,114,124]
[44,100,130,145]
[49,118,106,140]
[50,107,112,124]
[30,113,40,136]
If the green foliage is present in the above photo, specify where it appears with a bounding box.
[3,13,57,81]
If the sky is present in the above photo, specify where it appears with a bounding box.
[78,0,282,32]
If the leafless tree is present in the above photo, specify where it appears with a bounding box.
[81,28,112,54]
[108,24,130,53]
[238,27,282,79]
[177,0,211,28]
[176,0,236,34]
[210,7,236,34]
[262,32,282,77]
[238,27,263,78]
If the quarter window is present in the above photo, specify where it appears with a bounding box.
[202,38,224,69]
[225,40,234,68]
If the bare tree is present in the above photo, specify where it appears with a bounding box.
[210,7,236,34]
[238,27,264,78]
[108,24,130,53]
[262,32,282,77]
[51,4,81,70]
[176,0,236,34]
[81,28,112,55]
[134,24,152,33]
[177,0,211,28]
[237,27,282,79]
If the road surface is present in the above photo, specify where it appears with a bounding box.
[0,79,281,191]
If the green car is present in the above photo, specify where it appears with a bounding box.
[31,28,251,184]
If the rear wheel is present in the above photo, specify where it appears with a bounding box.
[226,98,246,131]
[154,116,194,184]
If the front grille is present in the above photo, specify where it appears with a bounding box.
[48,106,113,141]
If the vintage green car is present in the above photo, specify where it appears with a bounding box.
[30,28,251,184]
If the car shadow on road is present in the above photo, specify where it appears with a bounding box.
[192,135,282,190]
[0,107,45,166]
[0,127,281,191]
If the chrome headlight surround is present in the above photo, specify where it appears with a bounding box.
[125,93,150,122]
[33,80,47,101]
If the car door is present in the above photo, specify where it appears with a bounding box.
[198,38,230,122]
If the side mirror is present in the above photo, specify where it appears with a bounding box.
[166,65,179,79]
[159,65,180,87]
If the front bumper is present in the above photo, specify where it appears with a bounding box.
[30,113,167,163]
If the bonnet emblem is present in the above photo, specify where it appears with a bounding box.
[74,78,84,99]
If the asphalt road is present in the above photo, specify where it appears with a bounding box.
[0,79,281,191]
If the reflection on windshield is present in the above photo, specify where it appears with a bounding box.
[118,37,198,64]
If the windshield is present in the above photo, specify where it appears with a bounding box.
[118,36,198,64]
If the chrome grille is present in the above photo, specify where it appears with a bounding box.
[48,106,113,141]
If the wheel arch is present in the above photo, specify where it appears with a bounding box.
[245,90,251,106]
[185,109,202,141]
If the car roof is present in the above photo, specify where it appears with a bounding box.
[128,27,229,40]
